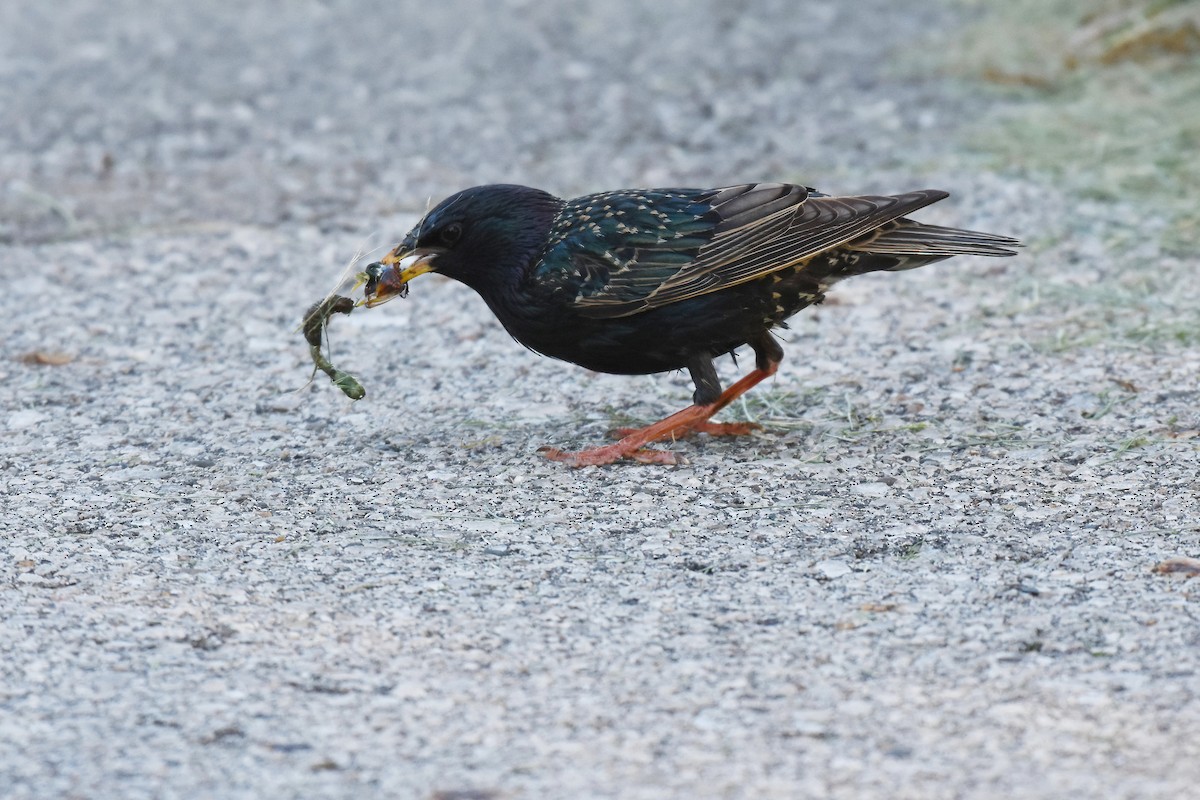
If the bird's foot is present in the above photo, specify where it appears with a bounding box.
[538,444,682,467]
[608,420,761,439]
[541,401,740,467]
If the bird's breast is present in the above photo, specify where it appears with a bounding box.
[477,271,822,377]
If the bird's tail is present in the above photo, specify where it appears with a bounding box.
[846,218,1020,270]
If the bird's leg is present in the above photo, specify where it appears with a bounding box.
[705,332,784,416]
[542,334,782,467]
[607,356,759,439]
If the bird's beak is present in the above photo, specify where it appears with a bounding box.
[361,247,440,307]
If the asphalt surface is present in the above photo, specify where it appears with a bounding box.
[2,1,1198,798]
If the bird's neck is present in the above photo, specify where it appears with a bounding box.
[470,250,545,329]
[446,190,565,331]
[465,204,562,306]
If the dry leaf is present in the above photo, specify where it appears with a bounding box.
[1152,556,1200,578]
[859,602,898,613]
[18,351,74,366]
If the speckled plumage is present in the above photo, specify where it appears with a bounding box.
[371,182,1019,464]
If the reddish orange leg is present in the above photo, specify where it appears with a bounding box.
[540,354,779,467]
[609,420,761,439]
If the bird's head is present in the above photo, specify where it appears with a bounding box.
[364,184,563,306]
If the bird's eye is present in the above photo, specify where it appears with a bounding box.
[439,223,463,246]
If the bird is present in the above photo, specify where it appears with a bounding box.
[363,183,1019,466]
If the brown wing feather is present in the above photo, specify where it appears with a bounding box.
[847,220,1020,258]
[578,186,951,317]
[689,189,950,287]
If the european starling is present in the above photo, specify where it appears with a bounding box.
[364,183,1018,466]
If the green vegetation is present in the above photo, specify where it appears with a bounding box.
[936,0,1200,252]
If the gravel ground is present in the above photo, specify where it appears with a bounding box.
[2,1,1198,798]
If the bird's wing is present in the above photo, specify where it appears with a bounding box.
[550,183,948,318]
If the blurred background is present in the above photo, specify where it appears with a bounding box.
[4,0,1195,357]
[0,0,955,242]
[2,0,1190,262]
[931,0,1199,253]
[7,0,1194,250]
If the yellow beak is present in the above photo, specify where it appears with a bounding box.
[361,248,439,307]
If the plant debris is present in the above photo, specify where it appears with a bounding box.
[1152,556,1200,578]
[302,295,365,400]
[18,351,74,366]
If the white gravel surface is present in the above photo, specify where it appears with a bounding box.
[2,2,1198,799]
